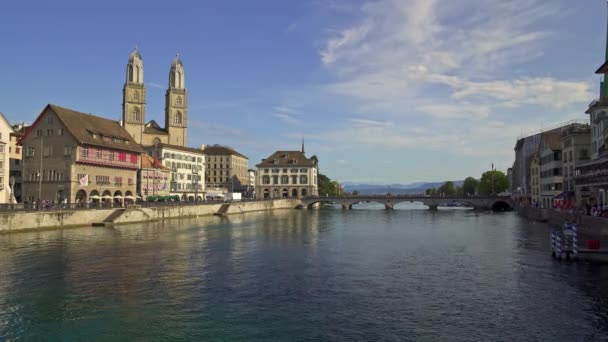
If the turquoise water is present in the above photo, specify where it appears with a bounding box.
[1,205,608,341]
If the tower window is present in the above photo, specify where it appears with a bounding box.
[176,96,182,106]
[175,111,183,125]
[131,107,141,122]
[133,91,140,101]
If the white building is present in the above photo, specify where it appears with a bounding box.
[255,149,318,199]
[0,113,12,203]
[539,132,563,208]
[143,143,205,201]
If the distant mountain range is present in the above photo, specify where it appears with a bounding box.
[342,181,465,194]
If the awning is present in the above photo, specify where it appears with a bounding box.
[124,195,135,200]
[102,195,113,199]
[553,191,575,199]
[89,195,101,199]
[113,195,124,199]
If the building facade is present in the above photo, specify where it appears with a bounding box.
[122,48,188,147]
[144,143,204,200]
[0,113,12,203]
[560,123,590,196]
[202,144,249,194]
[255,150,318,199]
[138,154,171,199]
[21,104,142,205]
[8,124,27,203]
[529,153,540,206]
[539,132,563,208]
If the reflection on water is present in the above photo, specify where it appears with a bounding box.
[1,209,608,341]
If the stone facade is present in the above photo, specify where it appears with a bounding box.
[144,143,204,200]
[255,150,318,199]
[529,153,540,206]
[21,105,142,205]
[138,154,171,199]
[8,124,27,203]
[203,145,249,194]
[0,113,11,203]
[539,132,563,208]
[122,48,188,147]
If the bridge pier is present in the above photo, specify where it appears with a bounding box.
[385,204,394,210]
[341,204,352,210]
[428,204,439,211]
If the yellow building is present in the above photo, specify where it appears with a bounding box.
[122,48,188,147]
[203,144,249,194]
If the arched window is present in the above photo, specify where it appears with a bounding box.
[175,111,182,125]
[128,65,134,83]
[262,176,270,184]
[178,71,182,88]
[301,189,307,197]
[300,175,308,184]
[170,72,175,88]
[131,107,141,122]
[136,66,140,83]
[176,96,182,106]
[133,91,139,101]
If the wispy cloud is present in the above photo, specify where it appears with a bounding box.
[272,106,303,125]
[147,82,164,89]
[313,0,593,169]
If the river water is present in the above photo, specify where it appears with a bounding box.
[1,204,608,341]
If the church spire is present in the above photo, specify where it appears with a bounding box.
[301,136,305,154]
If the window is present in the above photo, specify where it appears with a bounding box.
[26,147,35,157]
[272,175,279,184]
[176,96,182,106]
[63,146,73,156]
[133,91,140,101]
[130,154,138,163]
[58,128,64,136]
[175,111,183,125]
[36,129,42,137]
[300,175,308,184]
[281,175,289,184]
[291,169,298,173]
[300,169,307,173]
[131,107,141,122]
[43,146,52,157]
[283,169,288,173]
[81,147,89,158]
[47,129,53,137]
[291,175,298,184]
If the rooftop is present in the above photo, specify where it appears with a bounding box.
[256,150,316,168]
[202,144,248,159]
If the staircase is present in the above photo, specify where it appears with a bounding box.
[92,208,126,226]
[215,203,230,216]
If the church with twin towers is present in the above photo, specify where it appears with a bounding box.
[122,47,188,147]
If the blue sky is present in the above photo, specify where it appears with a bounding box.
[1,0,606,183]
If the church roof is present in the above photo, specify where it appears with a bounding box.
[23,104,143,153]
[144,120,168,135]
[256,150,316,168]
[129,47,142,62]
[171,53,182,68]
[202,144,248,159]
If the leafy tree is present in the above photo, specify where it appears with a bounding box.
[426,187,438,196]
[438,181,456,195]
[352,190,360,196]
[462,177,479,195]
[479,170,509,195]
[317,173,336,196]
[455,185,463,195]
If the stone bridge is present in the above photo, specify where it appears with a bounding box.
[300,195,514,211]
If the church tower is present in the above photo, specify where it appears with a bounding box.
[122,47,146,144]
[165,54,187,146]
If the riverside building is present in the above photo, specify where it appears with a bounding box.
[20,104,142,205]
[0,113,11,203]
[138,154,171,199]
[255,148,318,199]
[202,144,249,195]
[121,48,188,147]
[143,143,204,201]
[539,132,563,208]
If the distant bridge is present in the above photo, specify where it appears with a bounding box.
[300,195,514,211]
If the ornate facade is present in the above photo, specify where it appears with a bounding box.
[122,48,188,147]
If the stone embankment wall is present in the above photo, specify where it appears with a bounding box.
[0,199,301,233]
[517,206,608,234]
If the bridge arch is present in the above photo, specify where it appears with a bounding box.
[491,200,513,211]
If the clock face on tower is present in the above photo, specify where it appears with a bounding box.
[153,138,160,145]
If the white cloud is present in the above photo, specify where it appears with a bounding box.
[272,106,303,125]
[313,0,593,166]
[147,82,164,89]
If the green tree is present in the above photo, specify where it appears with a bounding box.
[438,181,456,195]
[426,187,438,196]
[455,185,463,195]
[462,177,479,195]
[317,173,336,196]
[478,170,509,195]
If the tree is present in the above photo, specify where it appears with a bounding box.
[479,170,509,195]
[462,177,479,195]
[438,181,456,195]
